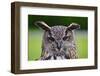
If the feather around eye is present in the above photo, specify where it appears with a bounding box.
[63,36,70,41]
[47,37,55,42]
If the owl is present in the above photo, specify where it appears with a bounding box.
[35,21,80,60]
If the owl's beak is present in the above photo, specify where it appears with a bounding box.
[56,42,62,51]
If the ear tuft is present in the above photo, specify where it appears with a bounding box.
[67,23,80,30]
[34,21,51,31]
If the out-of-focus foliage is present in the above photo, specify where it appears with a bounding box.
[28,15,88,30]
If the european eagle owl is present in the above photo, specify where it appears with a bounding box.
[35,21,80,60]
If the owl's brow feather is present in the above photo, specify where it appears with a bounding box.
[50,26,67,39]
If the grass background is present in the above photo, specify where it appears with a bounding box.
[28,15,88,61]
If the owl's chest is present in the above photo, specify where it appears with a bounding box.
[50,55,66,60]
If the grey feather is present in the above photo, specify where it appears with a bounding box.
[34,21,80,60]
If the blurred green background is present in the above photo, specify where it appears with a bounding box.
[28,15,88,61]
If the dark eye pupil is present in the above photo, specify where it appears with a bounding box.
[48,37,55,41]
[63,37,67,41]
[63,36,69,41]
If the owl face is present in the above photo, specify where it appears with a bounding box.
[46,26,75,56]
[35,21,80,56]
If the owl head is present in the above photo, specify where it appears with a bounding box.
[35,21,80,56]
